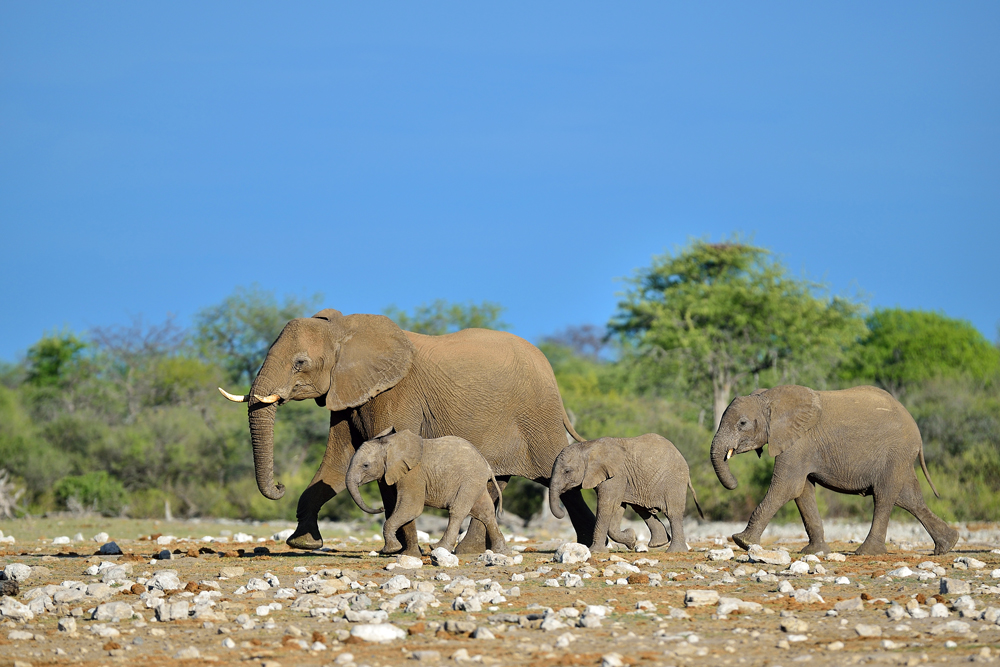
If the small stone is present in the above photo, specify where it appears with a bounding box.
[777,580,795,594]
[93,601,133,621]
[382,575,411,592]
[787,561,809,575]
[411,650,441,661]
[0,580,19,597]
[929,620,970,635]
[430,548,459,568]
[685,590,720,607]
[854,624,882,637]
[708,548,734,561]
[930,603,950,618]
[835,576,850,584]
[1,564,32,582]
[58,617,77,633]
[834,597,864,612]
[747,544,791,565]
[350,623,406,642]
[219,567,244,578]
[222,637,236,648]
[396,555,423,569]
[334,653,355,665]
[554,542,591,564]
[781,618,808,634]
[601,653,625,667]
[93,532,109,542]
[0,597,34,621]
[827,640,845,650]
[98,541,123,555]
[887,566,914,578]
[444,620,477,634]
[940,578,971,595]
[826,553,846,562]
[881,639,903,649]
[472,627,495,639]
[174,646,200,659]
[955,557,986,570]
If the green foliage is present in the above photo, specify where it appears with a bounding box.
[53,471,127,516]
[609,237,866,428]
[25,332,87,388]
[384,299,508,335]
[843,308,1000,397]
[193,284,322,386]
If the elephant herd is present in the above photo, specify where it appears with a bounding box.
[219,309,959,557]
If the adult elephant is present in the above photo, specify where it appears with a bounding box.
[219,308,594,555]
[710,384,958,555]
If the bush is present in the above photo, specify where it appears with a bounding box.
[53,471,127,516]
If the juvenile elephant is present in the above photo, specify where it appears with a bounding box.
[711,384,959,555]
[549,434,704,553]
[219,308,594,556]
[346,429,508,554]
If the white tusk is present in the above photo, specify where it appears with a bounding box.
[725,448,734,461]
[254,393,281,404]
[218,387,249,402]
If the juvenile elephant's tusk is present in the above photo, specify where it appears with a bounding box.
[218,387,249,402]
[254,393,281,404]
[725,448,734,461]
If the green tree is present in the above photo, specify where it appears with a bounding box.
[383,299,508,335]
[842,308,1000,398]
[609,237,866,430]
[193,285,322,386]
[24,332,87,388]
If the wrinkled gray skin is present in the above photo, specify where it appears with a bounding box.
[228,308,593,557]
[711,385,959,556]
[346,429,508,555]
[549,434,703,553]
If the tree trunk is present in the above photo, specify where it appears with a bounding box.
[711,374,734,433]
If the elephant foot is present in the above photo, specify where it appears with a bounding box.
[647,536,670,549]
[380,537,404,555]
[731,531,757,551]
[589,542,609,553]
[286,526,324,551]
[665,541,689,553]
[932,528,959,555]
[853,542,887,556]
[800,541,831,555]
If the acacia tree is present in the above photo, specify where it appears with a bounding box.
[842,308,1000,398]
[609,238,866,430]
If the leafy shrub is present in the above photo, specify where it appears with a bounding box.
[53,471,126,516]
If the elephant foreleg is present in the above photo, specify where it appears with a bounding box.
[377,480,422,557]
[287,418,353,551]
[606,504,635,550]
[590,479,627,553]
[895,475,959,555]
[733,468,803,550]
[794,480,831,555]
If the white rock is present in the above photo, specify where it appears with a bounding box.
[246,578,270,591]
[955,557,986,570]
[92,532,109,542]
[940,578,971,595]
[255,605,271,616]
[156,535,175,546]
[0,597,34,621]
[1,564,32,581]
[718,597,763,615]
[155,601,190,622]
[777,580,795,594]
[350,622,406,642]
[787,561,809,575]
[835,576,851,585]
[930,603,950,618]
[92,601,133,621]
[272,528,295,541]
[990,569,1000,579]
[887,566,914,578]
[834,597,864,612]
[396,555,423,569]
[554,542,591,564]
[827,641,845,650]
[90,624,120,638]
[382,575,411,592]
[826,553,846,562]
[747,544,791,566]
[684,590,720,607]
[149,571,182,591]
[930,620,970,635]
[222,637,236,649]
[58,617,77,633]
[52,536,71,545]
[855,624,882,637]
[708,548,734,561]
[174,646,200,659]
[792,587,824,604]
[430,548,459,568]
[601,653,625,667]
[478,550,520,567]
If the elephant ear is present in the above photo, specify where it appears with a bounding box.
[324,314,416,412]
[582,440,627,489]
[313,308,344,321]
[385,430,423,486]
[764,385,821,457]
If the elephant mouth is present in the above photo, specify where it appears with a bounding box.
[725,448,734,461]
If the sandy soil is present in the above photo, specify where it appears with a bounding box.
[1,516,999,667]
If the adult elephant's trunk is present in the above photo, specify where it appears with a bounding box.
[346,468,383,514]
[710,433,739,491]
[548,479,567,519]
[248,369,285,500]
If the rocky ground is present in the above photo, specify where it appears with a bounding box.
[2,516,1000,667]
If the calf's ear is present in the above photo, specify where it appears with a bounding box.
[763,385,821,457]
[582,441,627,489]
[385,430,423,486]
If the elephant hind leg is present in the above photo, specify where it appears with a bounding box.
[854,482,902,556]
[633,507,670,548]
[895,475,959,555]
[456,477,508,554]
[468,490,509,555]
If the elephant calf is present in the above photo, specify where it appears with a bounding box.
[550,434,703,552]
[347,428,508,555]
[711,384,959,556]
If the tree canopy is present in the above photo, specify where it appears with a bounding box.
[384,299,508,335]
[609,238,866,429]
[842,308,1000,397]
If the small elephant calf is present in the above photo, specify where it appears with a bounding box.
[346,428,508,555]
[549,433,703,552]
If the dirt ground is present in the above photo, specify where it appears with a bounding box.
[2,517,1000,667]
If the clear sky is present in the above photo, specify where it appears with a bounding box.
[2,3,998,361]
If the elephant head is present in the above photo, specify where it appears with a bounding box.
[219,309,416,501]
[345,428,423,513]
[549,439,626,519]
[711,385,821,490]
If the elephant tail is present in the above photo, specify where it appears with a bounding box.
[688,479,705,520]
[563,409,586,443]
[918,440,941,499]
[489,473,504,519]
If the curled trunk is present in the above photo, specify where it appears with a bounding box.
[548,481,567,519]
[711,435,739,490]
[346,469,383,514]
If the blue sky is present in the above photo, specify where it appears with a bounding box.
[2,3,998,361]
